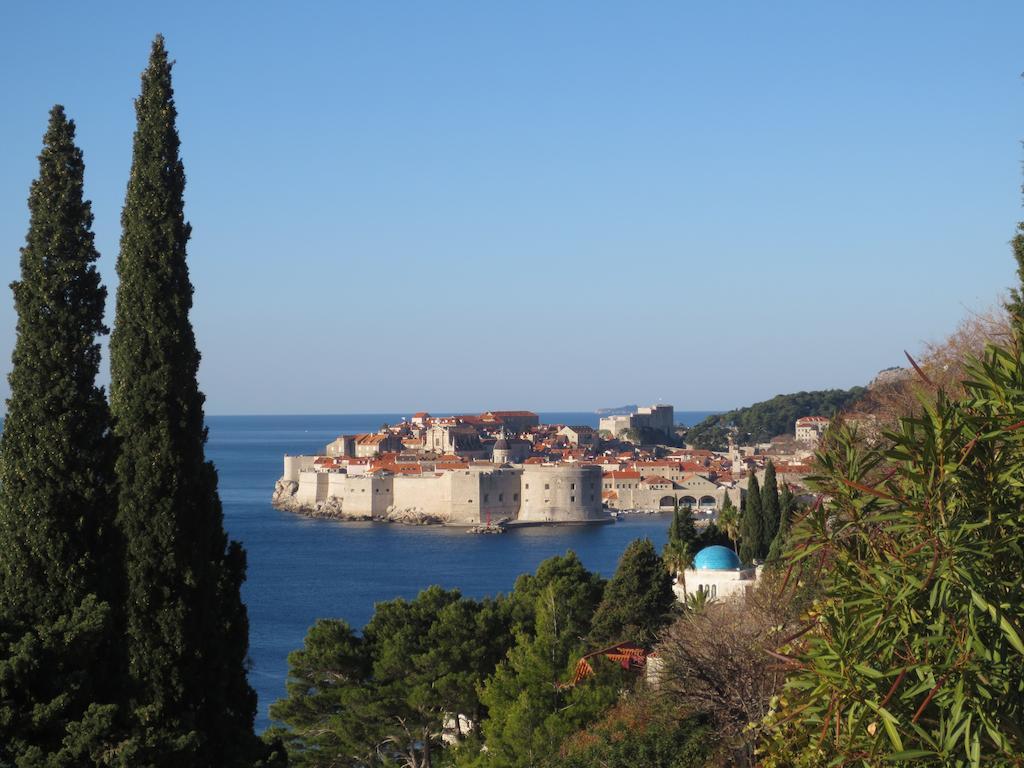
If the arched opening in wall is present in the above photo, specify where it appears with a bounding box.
[699,495,716,509]
[659,495,675,509]
[681,496,697,509]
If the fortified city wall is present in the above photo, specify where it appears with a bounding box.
[273,459,609,526]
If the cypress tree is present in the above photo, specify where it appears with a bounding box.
[1005,219,1024,317]
[767,483,795,562]
[760,460,781,553]
[667,504,698,550]
[110,37,262,766]
[739,472,763,564]
[0,106,120,764]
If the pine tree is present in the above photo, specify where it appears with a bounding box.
[589,538,675,646]
[760,460,781,553]
[739,473,763,564]
[109,37,262,766]
[266,620,378,767]
[0,106,120,764]
[481,583,620,768]
[507,551,605,638]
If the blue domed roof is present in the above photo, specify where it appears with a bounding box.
[693,545,741,571]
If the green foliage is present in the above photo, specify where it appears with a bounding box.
[667,507,698,551]
[662,539,694,598]
[739,474,763,565]
[0,106,121,765]
[270,588,515,767]
[716,495,740,553]
[766,483,795,563]
[685,388,865,450]
[109,36,262,766]
[763,333,1024,764]
[589,539,675,646]
[1006,220,1024,317]
[271,546,674,768]
[266,620,378,767]
[507,551,604,638]
[760,460,780,553]
[549,697,712,768]
[478,583,618,768]
[367,587,513,762]
[696,522,732,550]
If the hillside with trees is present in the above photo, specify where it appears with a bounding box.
[683,387,866,450]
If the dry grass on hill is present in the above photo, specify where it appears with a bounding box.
[853,303,1012,425]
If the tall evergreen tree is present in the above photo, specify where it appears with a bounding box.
[1005,220,1024,317]
[109,37,262,766]
[767,483,795,563]
[0,106,120,765]
[667,505,698,551]
[760,460,781,553]
[589,538,675,646]
[739,473,763,564]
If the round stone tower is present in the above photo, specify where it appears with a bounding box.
[518,464,607,523]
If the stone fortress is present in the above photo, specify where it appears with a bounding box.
[276,457,606,526]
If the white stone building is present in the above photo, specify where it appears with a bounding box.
[795,416,829,445]
[673,545,757,602]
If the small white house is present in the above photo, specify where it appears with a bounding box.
[673,545,757,602]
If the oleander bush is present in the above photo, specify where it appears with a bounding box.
[762,330,1024,765]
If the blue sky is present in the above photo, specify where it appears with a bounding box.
[1,2,1022,414]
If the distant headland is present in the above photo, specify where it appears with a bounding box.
[594,404,638,416]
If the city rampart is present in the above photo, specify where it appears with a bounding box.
[277,459,608,525]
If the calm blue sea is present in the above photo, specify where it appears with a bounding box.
[205,411,717,731]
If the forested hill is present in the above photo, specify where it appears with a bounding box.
[684,387,866,450]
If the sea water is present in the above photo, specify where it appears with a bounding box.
[206,412,717,731]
